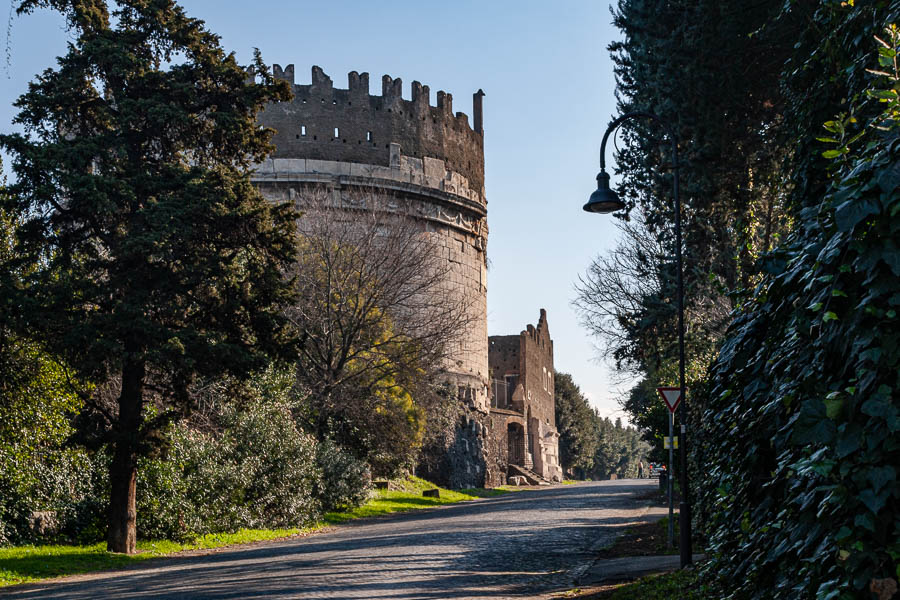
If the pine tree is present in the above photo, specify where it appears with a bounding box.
[0,0,295,553]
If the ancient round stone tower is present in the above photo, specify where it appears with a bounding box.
[252,64,490,422]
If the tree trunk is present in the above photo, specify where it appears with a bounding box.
[107,444,137,553]
[107,357,144,554]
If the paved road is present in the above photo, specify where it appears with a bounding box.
[4,479,662,600]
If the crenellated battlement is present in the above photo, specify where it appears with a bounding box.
[260,65,486,195]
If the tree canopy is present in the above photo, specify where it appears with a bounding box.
[0,0,295,553]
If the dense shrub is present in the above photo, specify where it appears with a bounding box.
[0,332,103,545]
[0,447,107,546]
[2,364,376,545]
[138,398,322,541]
[314,438,372,512]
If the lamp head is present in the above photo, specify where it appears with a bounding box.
[583,170,626,214]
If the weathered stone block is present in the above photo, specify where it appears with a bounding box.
[423,156,445,179]
[273,158,307,173]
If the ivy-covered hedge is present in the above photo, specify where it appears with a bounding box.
[695,23,900,600]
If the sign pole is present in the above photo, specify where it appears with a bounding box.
[657,386,681,550]
[667,410,674,548]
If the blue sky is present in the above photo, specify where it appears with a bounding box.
[0,1,634,422]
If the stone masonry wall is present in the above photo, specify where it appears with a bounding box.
[253,67,491,487]
[260,65,486,196]
[417,398,491,489]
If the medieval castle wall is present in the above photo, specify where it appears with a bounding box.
[252,66,491,487]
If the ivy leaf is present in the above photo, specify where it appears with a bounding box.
[861,387,900,431]
[854,511,876,531]
[824,394,845,420]
[834,197,879,232]
[881,240,900,276]
[859,488,888,514]
[835,425,862,457]
[866,466,895,493]
[876,161,900,192]
[793,400,836,445]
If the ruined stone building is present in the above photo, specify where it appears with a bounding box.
[488,309,562,484]
[252,65,492,487]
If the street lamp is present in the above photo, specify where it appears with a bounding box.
[584,111,692,568]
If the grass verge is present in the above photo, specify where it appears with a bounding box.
[321,476,504,524]
[556,569,707,599]
[0,476,513,587]
[0,527,319,587]
[596,515,679,559]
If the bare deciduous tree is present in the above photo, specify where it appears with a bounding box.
[286,188,476,474]
[574,211,669,375]
[574,210,732,379]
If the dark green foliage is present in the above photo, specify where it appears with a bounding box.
[0,0,295,552]
[136,367,351,540]
[610,0,789,288]
[0,163,104,546]
[619,379,671,464]
[554,372,600,477]
[606,1,900,595]
[590,414,648,481]
[554,372,649,480]
[695,15,900,598]
[0,441,108,546]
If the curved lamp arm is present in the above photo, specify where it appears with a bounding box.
[599,111,679,174]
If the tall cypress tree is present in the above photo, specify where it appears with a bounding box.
[0,0,295,553]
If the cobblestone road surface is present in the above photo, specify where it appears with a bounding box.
[4,479,660,600]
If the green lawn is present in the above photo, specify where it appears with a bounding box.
[0,477,511,587]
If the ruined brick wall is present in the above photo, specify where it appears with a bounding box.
[487,309,562,483]
[253,66,490,487]
[521,309,555,429]
[488,336,520,378]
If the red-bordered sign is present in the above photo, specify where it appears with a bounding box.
[657,387,682,414]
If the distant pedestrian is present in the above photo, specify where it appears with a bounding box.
[638,461,644,479]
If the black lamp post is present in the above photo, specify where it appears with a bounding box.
[584,111,692,568]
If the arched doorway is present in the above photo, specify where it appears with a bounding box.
[507,423,525,466]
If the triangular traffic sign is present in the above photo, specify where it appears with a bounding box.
[657,387,682,414]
